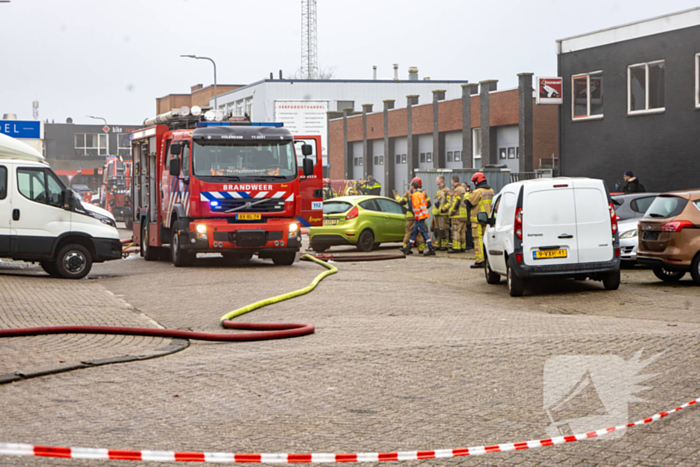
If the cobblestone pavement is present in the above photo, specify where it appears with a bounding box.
[0,260,181,383]
[1,236,699,466]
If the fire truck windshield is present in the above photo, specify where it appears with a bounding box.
[193,140,297,181]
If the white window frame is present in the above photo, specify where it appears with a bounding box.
[75,133,109,156]
[695,53,700,109]
[571,70,604,121]
[627,60,665,115]
[472,128,482,167]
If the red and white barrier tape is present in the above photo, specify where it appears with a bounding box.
[1,398,697,463]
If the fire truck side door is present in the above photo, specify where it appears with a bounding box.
[294,136,323,227]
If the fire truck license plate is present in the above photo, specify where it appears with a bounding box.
[237,214,261,220]
[534,249,567,259]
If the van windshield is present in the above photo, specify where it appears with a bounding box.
[193,140,297,182]
[644,196,688,219]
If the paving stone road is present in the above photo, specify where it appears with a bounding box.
[1,236,699,466]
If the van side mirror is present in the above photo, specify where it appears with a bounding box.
[63,189,74,211]
[301,144,313,156]
[169,158,181,176]
[170,143,182,156]
[303,157,314,176]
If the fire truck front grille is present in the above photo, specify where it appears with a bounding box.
[216,199,286,213]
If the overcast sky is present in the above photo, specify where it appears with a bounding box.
[1,0,698,125]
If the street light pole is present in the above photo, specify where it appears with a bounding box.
[87,115,107,126]
[181,55,218,111]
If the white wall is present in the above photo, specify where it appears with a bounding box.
[496,125,520,172]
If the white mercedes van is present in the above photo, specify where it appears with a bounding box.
[478,177,621,296]
[0,134,122,279]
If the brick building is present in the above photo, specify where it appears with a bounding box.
[557,7,700,192]
[156,83,243,115]
[328,74,559,195]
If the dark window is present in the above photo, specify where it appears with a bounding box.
[359,199,380,212]
[447,151,453,162]
[572,72,604,118]
[645,196,688,219]
[420,153,426,163]
[0,166,6,200]
[376,198,404,215]
[323,201,352,215]
[395,154,401,164]
[631,196,654,213]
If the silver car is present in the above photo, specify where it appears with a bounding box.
[618,218,640,264]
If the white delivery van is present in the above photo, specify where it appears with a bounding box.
[0,133,122,279]
[478,177,621,296]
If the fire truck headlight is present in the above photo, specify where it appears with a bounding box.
[196,224,207,234]
[288,222,299,238]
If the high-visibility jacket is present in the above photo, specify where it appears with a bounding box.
[363,181,381,196]
[468,184,495,222]
[323,187,337,200]
[397,189,430,219]
[432,187,451,216]
[448,186,468,219]
[411,190,430,220]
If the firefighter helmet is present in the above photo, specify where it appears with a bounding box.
[323,178,331,185]
[411,177,422,188]
[471,172,486,185]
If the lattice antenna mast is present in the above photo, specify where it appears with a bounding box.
[301,0,318,79]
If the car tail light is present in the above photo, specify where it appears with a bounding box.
[514,208,523,240]
[661,220,695,232]
[345,206,359,220]
[609,203,618,235]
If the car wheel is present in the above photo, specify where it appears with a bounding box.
[357,230,375,252]
[55,244,93,279]
[602,269,621,290]
[272,252,296,265]
[507,263,525,297]
[311,243,328,253]
[652,266,685,282]
[690,254,700,286]
[484,254,500,285]
[372,242,381,251]
[171,227,195,267]
[40,260,60,277]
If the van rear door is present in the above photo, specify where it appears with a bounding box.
[522,181,579,266]
[572,179,613,263]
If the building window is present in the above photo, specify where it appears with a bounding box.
[696,54,700,108]
[572,71,604,119]
[419,153,426,163]
[117,133,131,158]
[426,152,432,163]
[454,150,461,162]
[628,60,665,114]
[236,100,244,116]
[379,155,384,165]
[401,154,407,164]
[353,156,362,167]
[245,97,253,118]
[395,154,401,164]
[338,101,354,111]
[447,151,453,163]
[472,129,481,166]
[75,133,108,157]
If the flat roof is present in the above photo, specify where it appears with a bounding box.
[557,6,700,54]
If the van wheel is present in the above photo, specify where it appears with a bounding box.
[55,244,93,279]
[484,255,500,284]
[357,230,374,252]
[690,254,700,286]
[652,267,685,282]
[602,269,621,290]
[272,252,296,266]
[141,222,158,261]
[40,260,60,277]
[171,228,195,267]
[507,264,525,297]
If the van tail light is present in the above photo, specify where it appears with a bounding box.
[514,208,523,240]
[661,220,695,232]
[516,253,523,263]
[609,203,618,235]
[615,248,620,257]
[345,206,359,220]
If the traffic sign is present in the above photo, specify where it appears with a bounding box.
[103,126,110,133]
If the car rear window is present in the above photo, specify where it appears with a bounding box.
[612,196,625,206]
[631,196,655,213]
[323,201,352,215]
[644,196,688,219]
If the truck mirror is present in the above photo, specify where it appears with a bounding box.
[301,144,313,156]
[477,212,489,225]
[303,157,314,176]
[169,158,181,176]
[170,143,182,156]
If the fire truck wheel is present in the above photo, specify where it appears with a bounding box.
[141,222,159,262]
[55,244,93,280]
[171,229,195,267]
[271,252,296,266]
[125,217,133,230]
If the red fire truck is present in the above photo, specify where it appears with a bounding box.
[99,156,133,229]
[129,116,321,266]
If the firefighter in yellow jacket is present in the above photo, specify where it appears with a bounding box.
[447,175,468,254]
[467,172,495,268]
[432,175,451,251]
[394,177,430,254]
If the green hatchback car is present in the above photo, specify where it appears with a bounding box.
[309,196,408,252]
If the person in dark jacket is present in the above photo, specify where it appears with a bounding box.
[622,171,644,194]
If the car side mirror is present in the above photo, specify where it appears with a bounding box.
[477,211,490,225]
[170,143,182,156]
[169,158,181,176]
[303,157,314,176]
[301,144,313,156]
